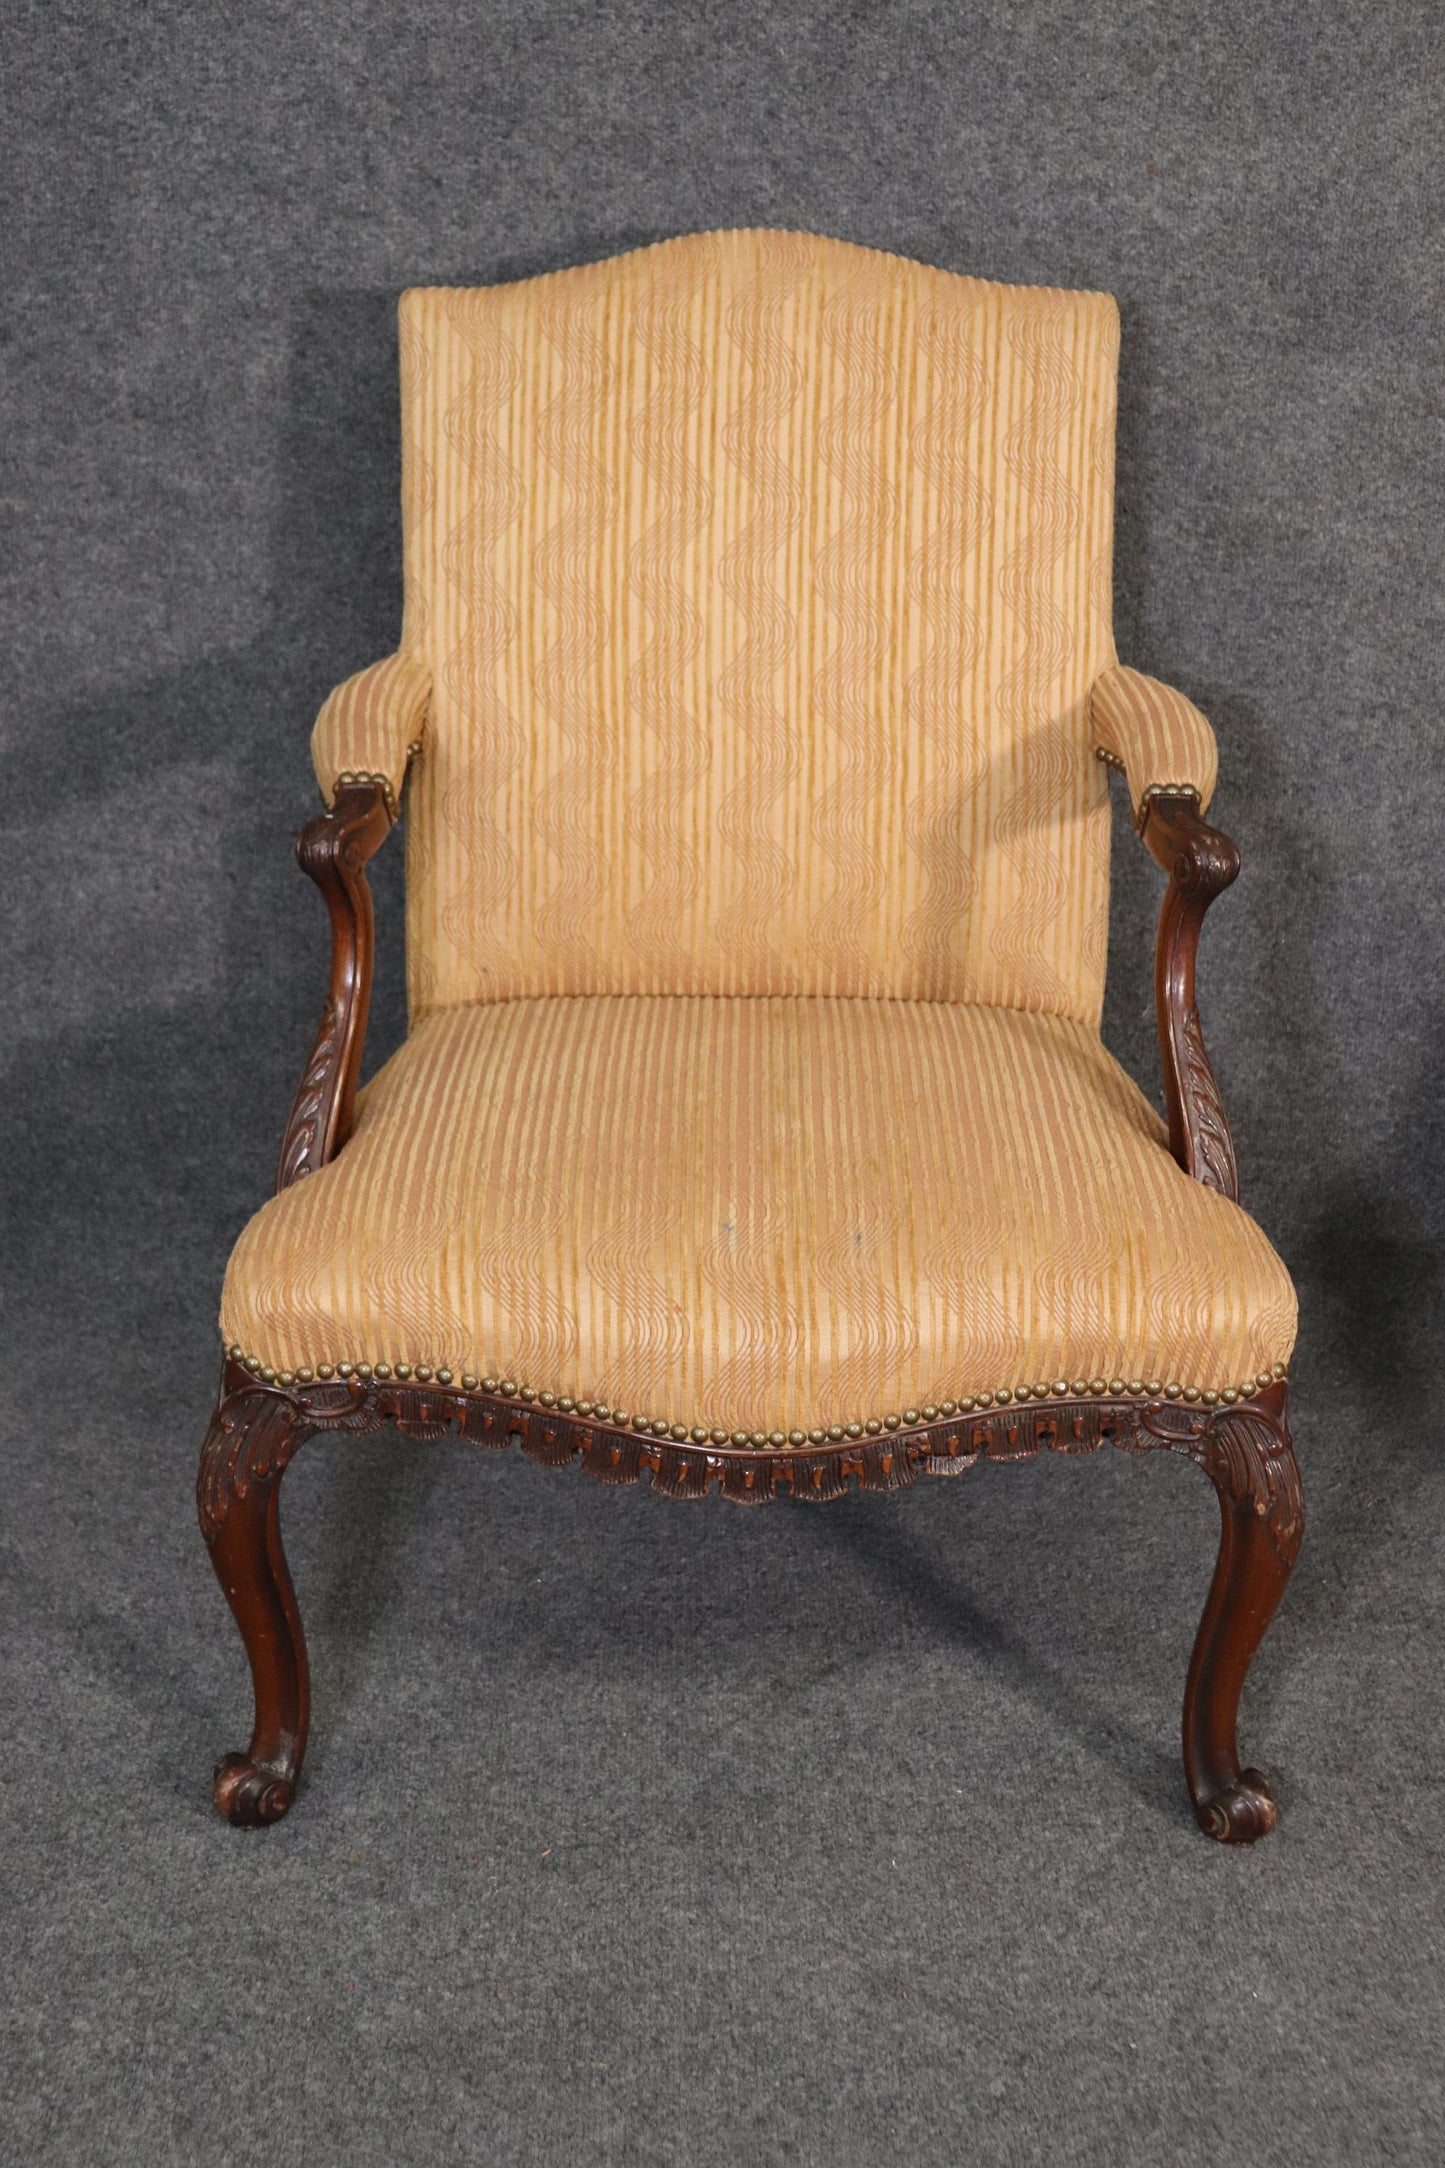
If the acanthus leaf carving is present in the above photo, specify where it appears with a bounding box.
[1180,1000,1239,1200]
[204,1361,1294,1520]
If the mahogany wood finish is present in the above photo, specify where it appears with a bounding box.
[274,780,394,1191]
[199,1360,1301,1837]
[199,777,1302,1841]
[198,1385,314,1824]
[1143,789,1242,1200]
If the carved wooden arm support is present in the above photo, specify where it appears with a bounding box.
[1141,790,1242,1201]
[274,779,395,1193]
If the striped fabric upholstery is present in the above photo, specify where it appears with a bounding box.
[225,233,1298,1430]
[220,997,1296,1436]
[312,651,430,817]
[1090,665,1219,822]
[383,230,1121,1024]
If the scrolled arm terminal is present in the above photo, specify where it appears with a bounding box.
[274,780,395,1193]
[1092,664,1241,1203]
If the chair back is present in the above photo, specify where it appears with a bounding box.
[398,229,1119,1020]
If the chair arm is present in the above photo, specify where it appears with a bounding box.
[1141,791,1242,1201]
[1091,664,1219,828]
[274,779,395,1192]
[310,651,430,820]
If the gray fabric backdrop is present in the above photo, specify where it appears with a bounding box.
[4,6,1442,2164]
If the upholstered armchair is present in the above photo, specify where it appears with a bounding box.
[200,230,1300,1842]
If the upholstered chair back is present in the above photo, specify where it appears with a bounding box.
[396,229,1120,1021]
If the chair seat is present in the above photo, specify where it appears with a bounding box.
[221,996,1296,1436]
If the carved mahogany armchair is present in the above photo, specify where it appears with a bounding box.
[200,231,1301,1841]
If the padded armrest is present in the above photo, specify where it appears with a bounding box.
[310,651,430,821]
[1090,664,1219,826]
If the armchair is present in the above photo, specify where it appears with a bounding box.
[199,230,1301,1842]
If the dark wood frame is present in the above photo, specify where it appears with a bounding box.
[198,777,1302,1841]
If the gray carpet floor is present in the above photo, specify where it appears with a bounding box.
[3,1300,1441,2166]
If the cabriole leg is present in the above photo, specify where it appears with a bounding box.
[197,1379,314,1826]
[1183,1389,1303,1843]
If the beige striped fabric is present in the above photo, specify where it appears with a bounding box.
[1090,664,1218,822]
[221,996,1297,1436]
[312,650,431,816]
[238,234,1298,1431]
[386,230,1122,1024]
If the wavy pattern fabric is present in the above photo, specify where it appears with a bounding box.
[221,996,1297,1436]
[249,234,1299,1433]
[391,230,1120,1022]
[1090,663,1219,821]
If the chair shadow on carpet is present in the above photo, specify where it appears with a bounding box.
[789,1472,1202,1831]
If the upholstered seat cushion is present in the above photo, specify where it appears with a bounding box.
[221,996,1296,1436]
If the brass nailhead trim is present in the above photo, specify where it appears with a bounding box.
[330,770,400,821]
[223,1347,1289,1446]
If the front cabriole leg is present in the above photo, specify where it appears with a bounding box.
[197,1375,316,1825]
[1182,1384,1303,1842]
